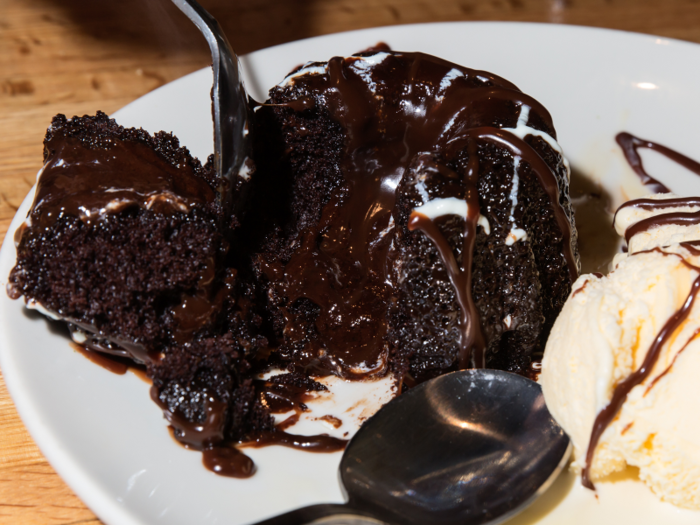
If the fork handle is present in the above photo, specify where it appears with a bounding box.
[170,0,248,195]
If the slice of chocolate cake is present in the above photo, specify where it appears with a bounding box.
[7,112,273,463]
[249,50,579,384]
[8,111,225,359]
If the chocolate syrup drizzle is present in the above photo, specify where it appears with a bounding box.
[271,51,576,373]
[582,135,700,489]
[615,195,700,244]
[150,380,346,477]
[613,133,700,245]
[31,134,215,229]
[616,132,700,194]
[582,247,700,489]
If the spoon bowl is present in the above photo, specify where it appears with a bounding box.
[257,369,571,525]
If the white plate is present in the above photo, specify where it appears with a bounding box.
[3,21,700,525]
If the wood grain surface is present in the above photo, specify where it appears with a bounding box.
[2,0,700,523]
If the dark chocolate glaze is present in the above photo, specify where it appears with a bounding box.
[261,51,576,376]
[31,134,215,229]
[645,326,700,396]
[612,136,700,246]
[409,209,485,368]
[9,113,227,371]
[581,246,700,489]
[67,322,160,365]
[616,196,700,215]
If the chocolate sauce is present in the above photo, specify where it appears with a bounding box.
[266,52,575,376]
[614,195,700,243]
[71,342,150,379]
[170,260,231,345]
[409,209,485,368]
[644,326,700,396]
[616,196,700,215]
[616,132,700,193]
[150,385,226,450]
[202,446,255,478]
[581,251,700,489]
[624,209,700,243]
[255,378,321,413]
[30,134,215,229]
[67,321,159,365]
[71,342,129,375]
[570,279,591,298]
[275,413,300,431]
[243,430,347,453]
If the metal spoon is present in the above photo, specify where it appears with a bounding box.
[170,0,249,212]
[255,369,571,525]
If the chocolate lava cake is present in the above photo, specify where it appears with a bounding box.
[248,50,579,384]
[7,50,579,474]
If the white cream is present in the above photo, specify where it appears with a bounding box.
[414,196,467,219]
[278,63,328,87]
[238,157,254,181]
[26,298,60,321]
[502,104,571,177]
[71,328,88,344]
[505,228,528,246]
[413,197,490,234]
[504,108,528,245]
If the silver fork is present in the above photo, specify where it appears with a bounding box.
[171,0,250,210]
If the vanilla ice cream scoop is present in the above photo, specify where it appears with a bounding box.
[541,193,700,510]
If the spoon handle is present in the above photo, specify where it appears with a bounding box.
[252,503,386,524]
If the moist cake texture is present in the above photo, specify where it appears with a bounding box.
[249,50,579,384]
[8,112,274,455]
[7,50,579,475]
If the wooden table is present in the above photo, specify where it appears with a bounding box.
[1,0,700,522]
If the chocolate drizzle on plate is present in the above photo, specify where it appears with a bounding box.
[616,132,700,193]
[151,378,346,477]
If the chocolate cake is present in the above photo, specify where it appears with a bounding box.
[248,50,579,384]
[7,112,273,456]
[7,50,579,475]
